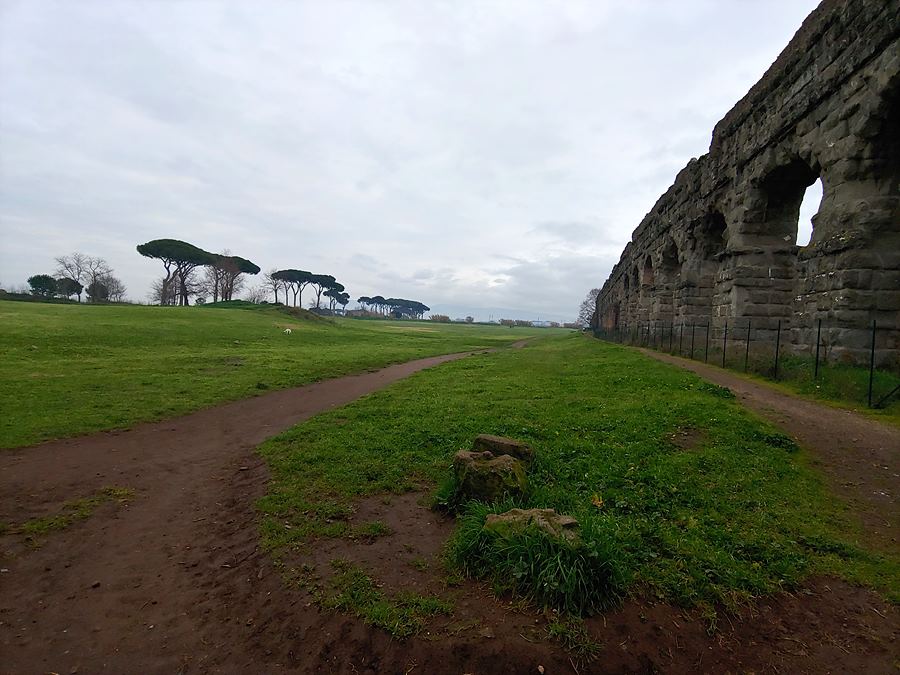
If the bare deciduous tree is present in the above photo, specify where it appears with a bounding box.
[577,288,601,327]
[55,252,112,302]
[263,269,281,304]
[243,283,268,304]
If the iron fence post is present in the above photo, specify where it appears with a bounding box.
[774,320,781,380]
[868,319,876,408]
[679,323,684,356]
[705,323,710,363]
[744,318,751,372]
[690,323,696,360]
[814,318,822,380]
[722,320,728,368]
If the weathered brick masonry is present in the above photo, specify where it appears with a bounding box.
[593,0,899,363]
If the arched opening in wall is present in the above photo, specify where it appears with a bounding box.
[658,240,680,322]
[633,265,644,321]
[697,212,726,259]
[796,178,823,247]
[877,80,900,220]
[761,158,820,246]
[641,257,654,286]
[756,158,820,331]
[690,212,727,324]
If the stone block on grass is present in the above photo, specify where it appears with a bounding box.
[452,450,527,503]
[472,434,534,465]
[483,508,581,546]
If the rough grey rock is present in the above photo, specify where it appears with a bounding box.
[472,434,534,465]
[452,450,527,503]
[592,0,899,364]
[483,508,581,546]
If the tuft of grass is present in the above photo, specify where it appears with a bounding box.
[410,557,429,571]
[324,560,452,638]
[546,615,603,665]
[10,486,134,542]
[348,520,393,541]
[446,500,625,615]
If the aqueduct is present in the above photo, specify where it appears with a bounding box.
[592,0,899,362]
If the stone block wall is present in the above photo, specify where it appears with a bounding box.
[593,0,899,364]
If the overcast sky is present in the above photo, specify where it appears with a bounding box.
[0,0,822,321]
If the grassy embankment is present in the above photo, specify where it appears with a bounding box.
[0,300,560,448]
[629,335,900,425]
[258,333,898,631]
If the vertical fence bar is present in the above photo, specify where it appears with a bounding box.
[704,323,710,363]
[814,318,822,380]
[690,323,696,360]
[774,320,782,380]
[722,320,728,368]
[868,319,877,408]
[669,322,674,353]
[744,319,751,372]
[679,324,684,356]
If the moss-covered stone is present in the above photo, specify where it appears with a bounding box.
[483,508,581,546]
[472,434,534,465]
[452,450,527,503]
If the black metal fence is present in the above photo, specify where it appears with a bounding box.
[593,318,900,410]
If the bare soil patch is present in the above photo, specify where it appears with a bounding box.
[0,347,897,673]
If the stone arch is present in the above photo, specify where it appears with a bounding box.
[873,78,900,225]
[760,157,820,246]
[637,257,654,323]
[682,211,727,325]
[655,239,680,323]
[726,156,822,332]
[641,257,654,286]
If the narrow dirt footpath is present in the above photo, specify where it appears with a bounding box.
[0,351,477,675]
[642,349,899,552]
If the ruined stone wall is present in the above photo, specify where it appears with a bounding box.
[593,0,900,363]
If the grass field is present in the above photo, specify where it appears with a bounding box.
[258,334,898,618]
[0,300,562,448]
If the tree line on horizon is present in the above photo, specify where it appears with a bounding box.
[14,239,454,322]
[135,238,431,317]
[265,269,350,312]
[21,253,126,303]
[137,238,261,306]
[356,296,430,319]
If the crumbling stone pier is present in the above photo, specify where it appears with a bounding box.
[593,0,899,363]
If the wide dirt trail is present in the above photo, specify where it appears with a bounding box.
[0,351,475,674]
[643,349,899,552]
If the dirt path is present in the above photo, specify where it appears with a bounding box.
[641,349,900,552]
[0,351,482,674]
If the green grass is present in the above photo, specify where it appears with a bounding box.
[323,559,453,638]
[0,300,562,448]
[258,334,898,619]
[446,499,625,615]
[546,615,603,665]
[638,336,900,425]
[5,486,134,543]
